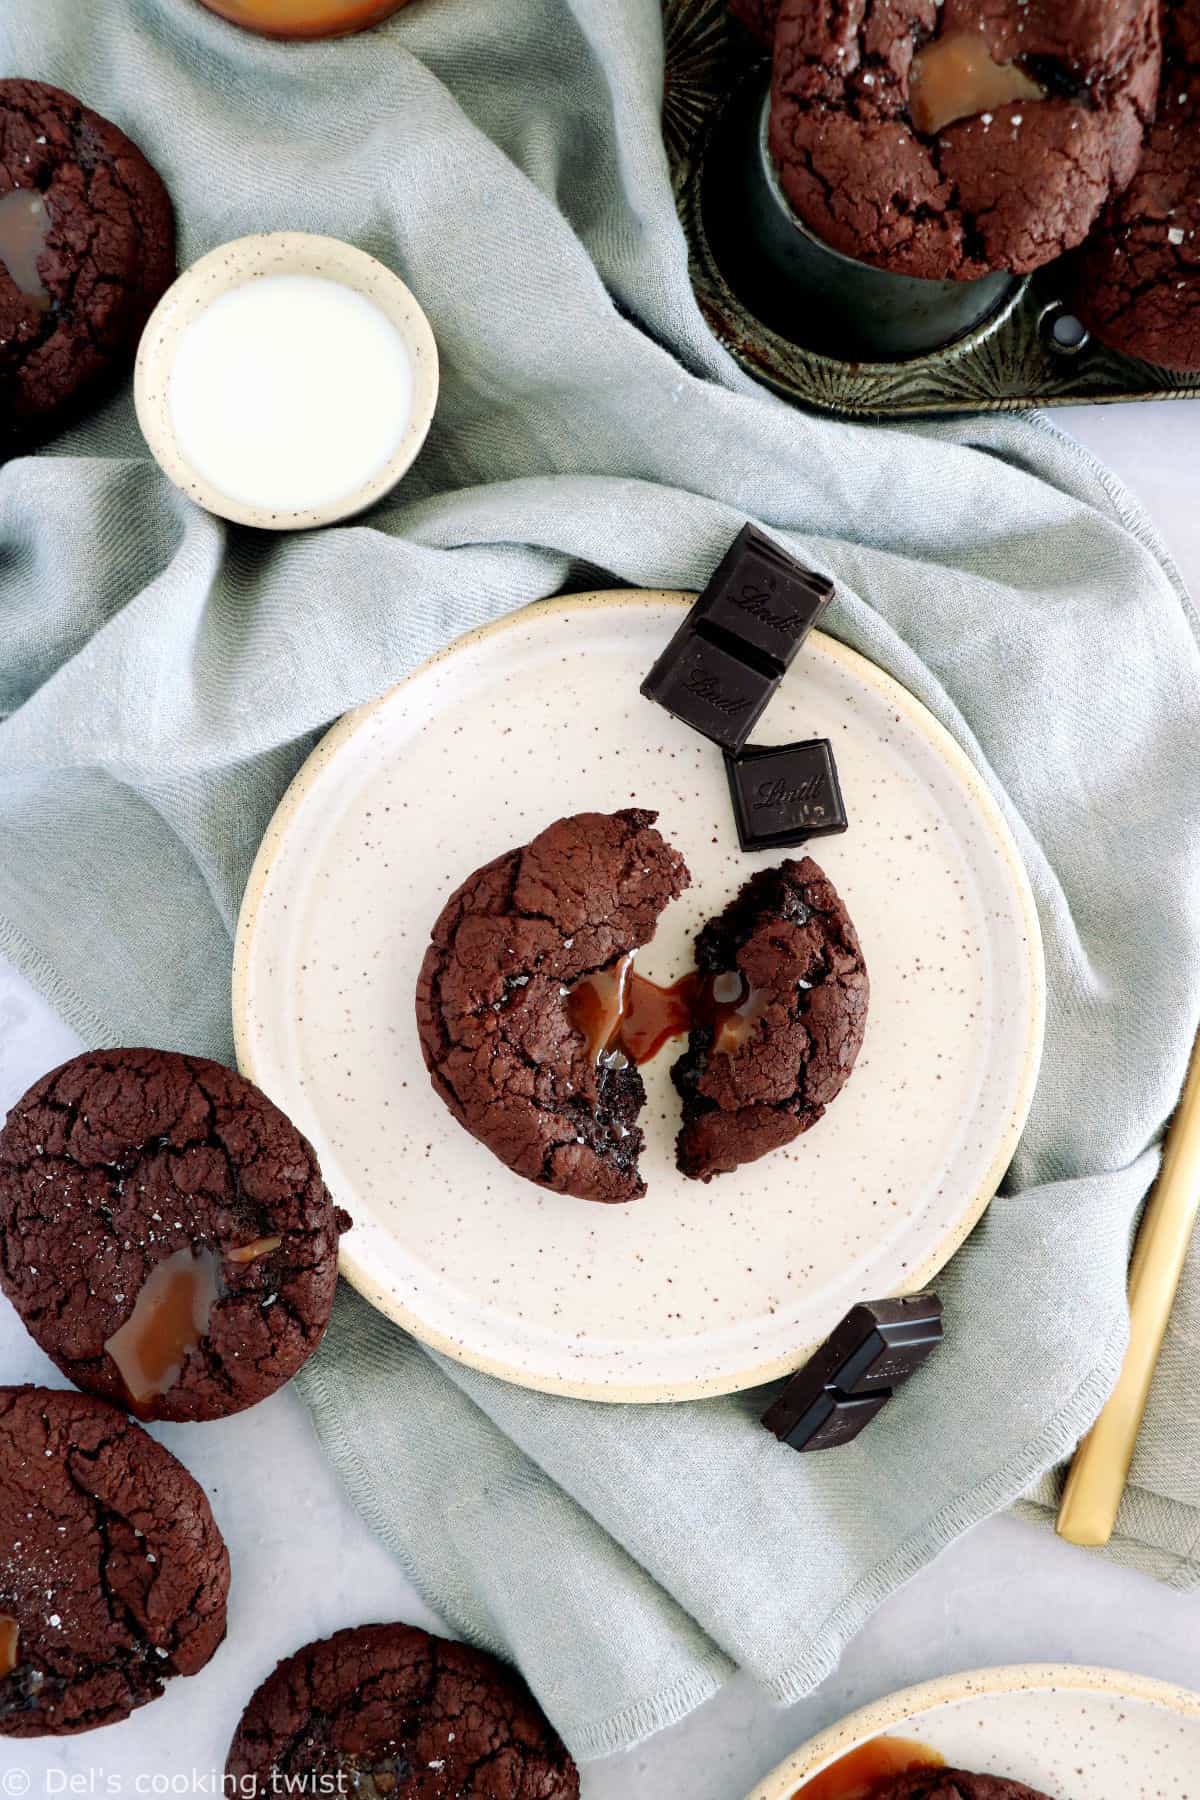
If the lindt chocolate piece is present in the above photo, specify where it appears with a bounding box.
[763,1294,944,1452]
[640,526,833,751]
[641,633,777,752]
[725,738,847,852]
[696,525,833,676]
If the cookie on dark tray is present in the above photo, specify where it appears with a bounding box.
[0,79,175,452]
[225,1623,580,1800]
[416,810,690,1204]
[872,1772,1056,1800]
[768,0,1160,280]
[1070,2,1200,369]
[0,1049,351,1422]
[0,1385,229,1737]
[672,856,868,1182]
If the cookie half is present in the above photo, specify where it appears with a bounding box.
[416,809,690,1204]
[672,856,868,1181]
[0,1049,350,1422]
[0,80,175,451]
[226,1623,579,1799]
[0,1385,229,1736]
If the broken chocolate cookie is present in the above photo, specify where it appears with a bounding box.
[672,856,868,1181]
[415,810,690,1204]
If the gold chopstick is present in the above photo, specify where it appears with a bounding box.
[1057,1029,1200,1547]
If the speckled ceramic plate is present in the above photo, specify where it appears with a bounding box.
[233,592,1044,1401]
[745,1664,1200,1799]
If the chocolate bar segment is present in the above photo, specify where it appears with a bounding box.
[641,633,776,753]
[763,1294,944,1452]
[725,738,848,851]
[696,524,833,676]
[640,526,834,752]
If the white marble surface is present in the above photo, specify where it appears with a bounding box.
[2,399,1199,1798]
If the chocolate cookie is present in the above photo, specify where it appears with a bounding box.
[768,0,1160,280]
[0,80,175,451]
[0,1385,229,1736]
[873,1772,1055,1800]
[1071,2,1200,368]
[226,1623,580,1799]
[0,1049,350,1422]
[416,810,690,1204]
[672,856,868,1181]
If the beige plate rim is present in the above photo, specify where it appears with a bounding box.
[232,590,1046,1402]
[743,1662,1200,1799]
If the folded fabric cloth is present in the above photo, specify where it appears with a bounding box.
[3,0,1200,1765]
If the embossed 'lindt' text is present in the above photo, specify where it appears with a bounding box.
[754,776,827,817]
[684,667,752,715]
[730,581,811,635]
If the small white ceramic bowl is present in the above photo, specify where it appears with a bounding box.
[745,1664,1200,1800]
[135,231,438,530]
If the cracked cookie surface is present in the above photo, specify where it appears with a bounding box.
[0,1384,229,1737]
[672,856,868,1182]
[415,810,689,1205]
[768,0,1160,279]
[0,79,175,451]
[1071,1,1200,368]
[871,1772,1055,1800]
[225,1622,580,1799]
[0,1049,350,1422]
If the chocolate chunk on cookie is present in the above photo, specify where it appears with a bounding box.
[226,1623,579,1799]
[1071,2,1200,369]
[0,80,175,451]
[0,1049,350,1422]
[673,856,868,1181]
[768,0,1160,280]
[416,810,690,1204]
[872,1773,1055,1800]
[0,1385,229,1736]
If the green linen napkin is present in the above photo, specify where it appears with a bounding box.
[3,0,1200,1763]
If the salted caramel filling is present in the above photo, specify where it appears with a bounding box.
[909,31,1044,136]
[0,1616,19,1678]
[0,191,51,311]
[227,1234,282,1264]
[565,958,770,1067]
[790,1736,944,1799]
[105,1246,223,1408]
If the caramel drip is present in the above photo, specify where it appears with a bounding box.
[105,1246,223,1408]
[791,1738,945,1800]
[0,191,51,311]
[0,1616,18,1678]
[565,958,770,1066]
[909,31,1044,136]
[227,1234,282,1264]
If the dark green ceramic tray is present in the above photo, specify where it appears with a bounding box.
[663,0,1200,417]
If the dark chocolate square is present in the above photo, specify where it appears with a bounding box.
[696,525,833,676]
[725,738,848,851]
[640,633,776,753]
[762,1294,944,1454]
[767,1387,890,1454]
